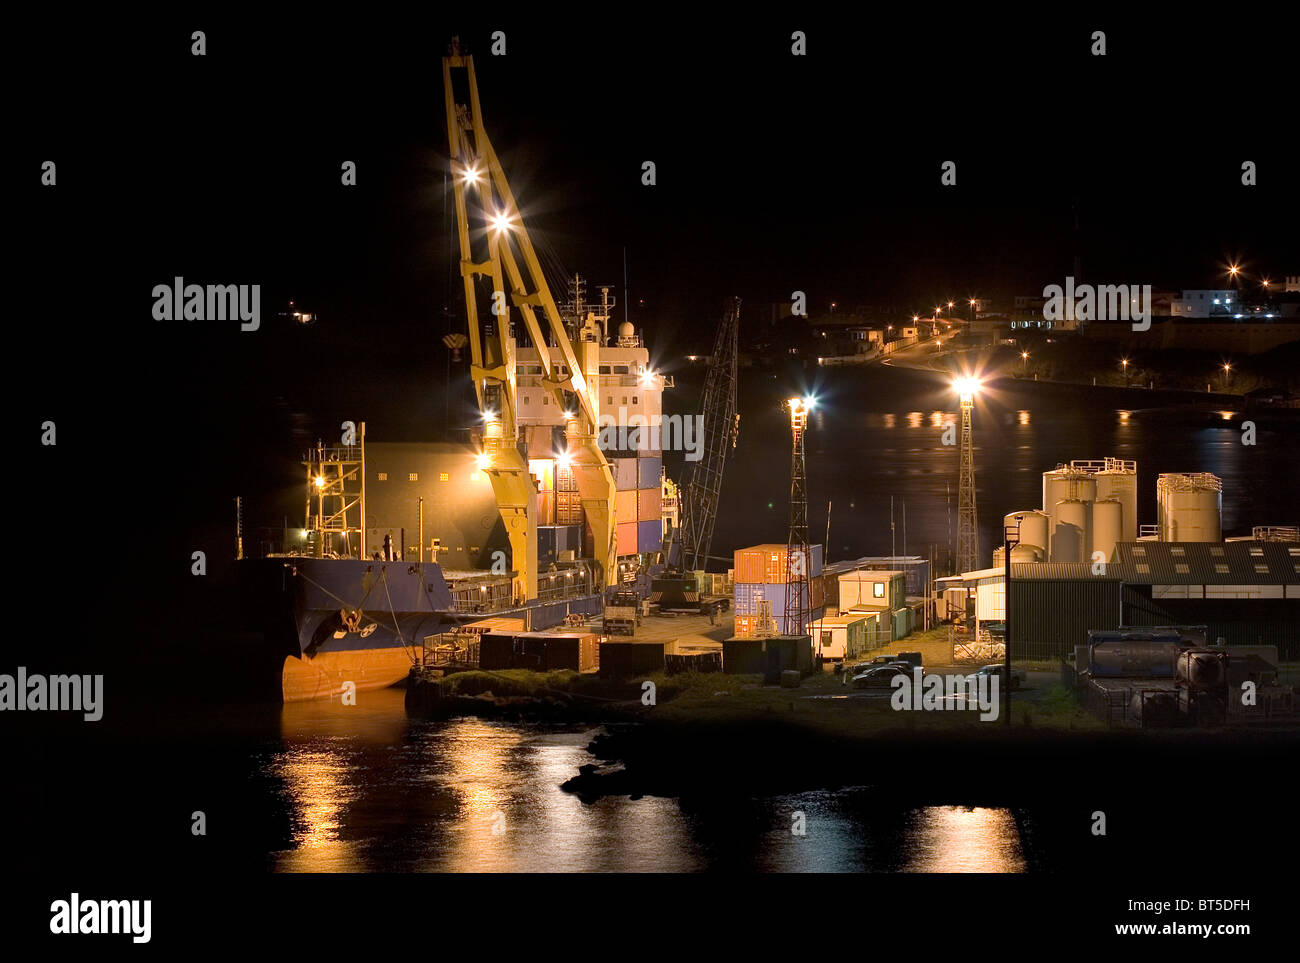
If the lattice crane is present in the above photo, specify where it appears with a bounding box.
[674,297,741,573]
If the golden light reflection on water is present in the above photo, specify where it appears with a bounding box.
[266,691,1029,872]
[902,806,1026,873]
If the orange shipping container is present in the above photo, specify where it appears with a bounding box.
[615,489,638,527]
[537,490,556,525]
[734,544,788,584]
[637,487,661,521]
[616,521,639,556]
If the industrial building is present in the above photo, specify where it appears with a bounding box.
[941,455,1299,661]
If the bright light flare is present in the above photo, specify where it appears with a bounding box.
[476,452,490,469]
[313,475,326,489]
[953,376,981,397]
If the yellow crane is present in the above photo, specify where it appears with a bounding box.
[442,39,618,603]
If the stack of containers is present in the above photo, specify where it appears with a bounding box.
[731,543,825,637]
[613,454,639,556]
[636,452,662,553]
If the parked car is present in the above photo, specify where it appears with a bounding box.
[893,651,923,669]
[968,663,1026,690]
[851,665,910,689]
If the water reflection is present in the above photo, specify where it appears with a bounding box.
[902,806,1026,873]
[267,692,1030,873]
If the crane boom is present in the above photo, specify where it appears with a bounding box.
[442,41,618,599]
[676,297,741,572]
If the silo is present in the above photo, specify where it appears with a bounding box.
[992,544,1042,568]
[1051,499,1088,563]
[1157,473,1222,542]
[1018,511,1050,558]
[1091,498,1123,564]
[1096,461,1138,542]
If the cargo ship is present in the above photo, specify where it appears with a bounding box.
[240,294,678,702]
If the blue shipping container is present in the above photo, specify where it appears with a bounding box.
[637,519,662,552]
[637,455,662,490]
[733,581,817,616]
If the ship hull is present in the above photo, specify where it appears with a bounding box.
[240,556,603,702]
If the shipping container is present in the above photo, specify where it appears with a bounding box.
[637,454,662,490]
[536,490,556,526]
[637,518,662,553]
[478,633,519,670]
[733,582,822,617]
[615,488,638,526]
[556,462,578,492]
[598,641,665,678]
[724,636,812,679]
[614,456,639,491]
[637,487,662,521]
[733,543,824,584]
[517,631,599,673]
[723,639,766,674]
[557,490,583,525]
[616,521,639,556]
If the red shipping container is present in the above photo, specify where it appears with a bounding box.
[616,521,639,556]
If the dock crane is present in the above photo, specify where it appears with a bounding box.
[442,39,618,602]
[672,296,741,572]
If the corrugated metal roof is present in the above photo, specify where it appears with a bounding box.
[1011,563,1128,580]
[1114,541,1300,584]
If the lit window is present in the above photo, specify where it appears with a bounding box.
[1175,563,1189,573]
[873,583,885,598]
[1170,546,1185,556]
[408,473,419,481]
[1132,547,1146,556]
[377,472,388,481]
[1210,547,1225,556]
[1249,547,1263,556]
[439,473,449,482]
[1254,564,1269,573]
[1215,564,1229,574]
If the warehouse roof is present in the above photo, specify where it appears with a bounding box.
[1113,541,1300,584]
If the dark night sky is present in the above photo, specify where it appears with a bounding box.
[14,11,1298,581]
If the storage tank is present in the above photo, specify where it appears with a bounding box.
[1042,468,1097,515]
[1157,473,1222,542]
[1015,511,1050,556]
[1176,649,1227,689]
[1095,461,1138,541]
[991,544,1042,567]
[1051,499,1088,562]
[1091,498,1123,564]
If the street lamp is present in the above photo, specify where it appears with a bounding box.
[1120,358,1130,386]
[1221,362,1232,389]
[1020,350,1029,373]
